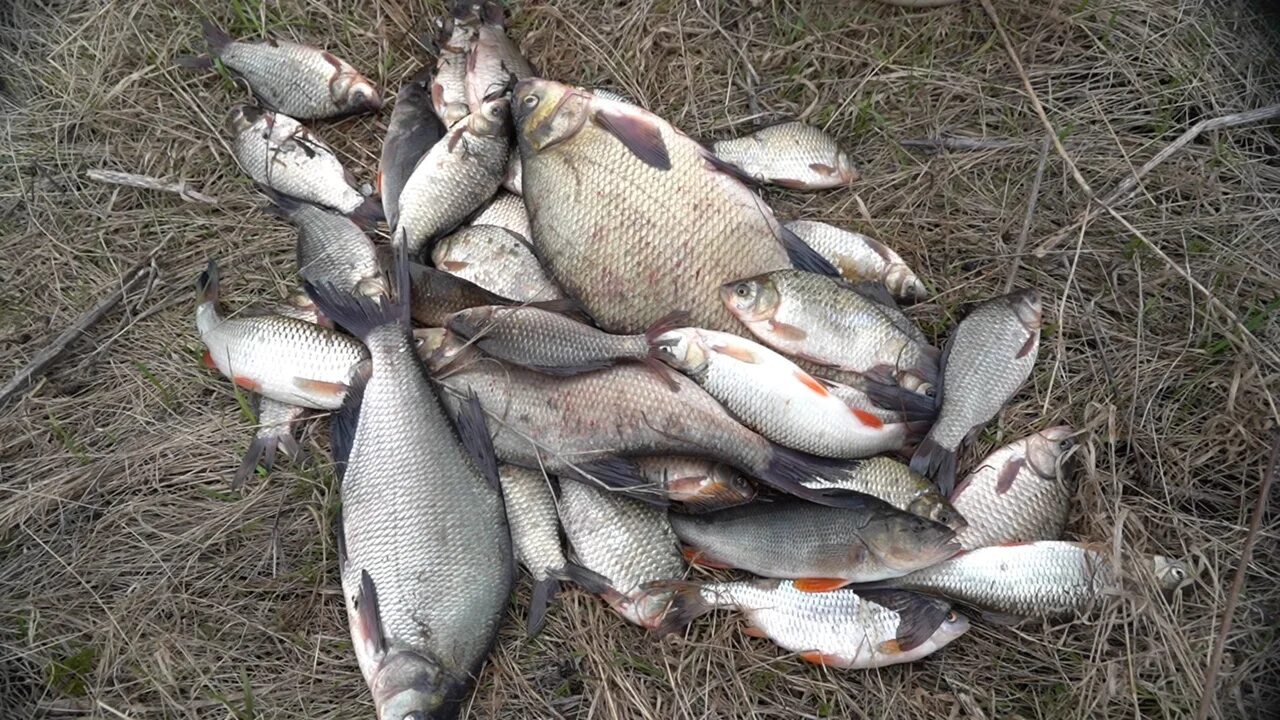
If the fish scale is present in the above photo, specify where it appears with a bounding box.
[499,465,566,582]
[471,191,531,241]
[280,199,383,296]
[446,306,651,374]
[800,456,965,531]
[229,108,366,214]
[432,226,564,302]
[783,220,926,301]
[711,121,860,190]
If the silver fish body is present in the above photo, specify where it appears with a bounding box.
[783,220,926,301]
[633,457,757,512]
[499,465,565,583]
[465,12,535,111]
[228,106,369,215]
[801,457,965,532]
[471,191,530,241]
[276,197,383,297]
[407,262,528,327]
[381,68,447,229]
[432,225,563,302]
[711,121,860,190]
[431,17,475,127]
[446,305,652,375]
[910,289,1042,494]
[501,152,523,195]
[558,480,685,628]
[951,426,1075,550]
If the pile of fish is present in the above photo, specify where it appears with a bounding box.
[183,4,1191,717]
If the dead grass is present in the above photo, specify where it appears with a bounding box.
[2,0,1279,718]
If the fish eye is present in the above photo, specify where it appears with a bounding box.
[734,283,751,298]
[522,93,539,108]
[1173,567,1186,579]
[946,610,958,623]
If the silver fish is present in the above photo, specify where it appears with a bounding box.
[431,15,475,127]
[783,220,926,301]
[272,195,384,298]
[910,289,1042,495]
[381,68,447,229]
[801,457,965,531]
[633,457,756,512]
[471,191,530,241]
[711,121,860,190]
[464,2,535,111]
[235,397,307,491]
[431,225,563,302]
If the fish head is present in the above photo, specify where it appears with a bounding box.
[370,649,459,720]
[719,275,780,323]
[1024,425,1077,480]
[869,514,962,572]
[835,149,862,184]
[649,329,705,372]
[1007,288,1042,332]
[513,78,592,155]
[468,96,512,138]
[935,608,971,644]
[413,327,470,372]
[226,104,265,135]
[907,493,968,533]
[1151,555,1193,592]
[333,71,383,114]
[667,463,756,510]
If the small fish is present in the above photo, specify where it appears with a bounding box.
[195,260,368,409]
[471,191,530,242]
[823,375,937,425]
[721,269,939,394]
[235,397,308,491]
[711,121,860,190]
[395,97,511,255]
[671,497,960,588]
[652,328,915,458]
[228,106,379,221]
[558,480,687,628]
[801,457,966,532]
[270,195,384,298]
[445,306,682,380]
[633,457,757,513]
[862,541,1189,619]
[464,2,535,112]
[910,289,1042,495]
[380,68,447,229]
[184,21,381,119]
[951,426,1076,550]
[783,220,926,301]
[431,225,564,302]
[655,580,969,669]
[497,465,609,636]
[431,15,476,127]
[406,262,552,327]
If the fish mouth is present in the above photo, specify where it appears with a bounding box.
[1009,288,1043,330]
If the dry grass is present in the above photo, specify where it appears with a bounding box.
[3,0,1279,717]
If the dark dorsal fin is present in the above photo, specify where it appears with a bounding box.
[454,390,500,491]
[355,569,389,660]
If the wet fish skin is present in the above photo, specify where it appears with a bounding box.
[464,3,535,112]
[271,195,384,298]
[471,191,530,241]
[395,98,511,255]
[234,397,308,491]
[656,580,969,669]
[514,79,819,335]
[784,220,926,301]
[498,464,571,635]
[801,457,966,532]
[501,152,522,195]
[195,260,368,410]
[306,265,512,720]
[721,269,938,393]
[951,426,1075,550]
[407,262,533,327]
[195,21,381,119]
[671,497,960,584]
[910,289,1042,495]
[558,480,686,628]
[634,457,756,513]
[711,121,860,190]
[228,106,375,218]
[653,327,912,458]
[432,225,564,302]
[431,16,476,127]
[381,68,447,229]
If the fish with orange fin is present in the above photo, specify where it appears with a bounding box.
[668,496,961,586]
[652,579,969,669]
[651,327,918,458]
[710,121,861,190]
[633,457,756,513]
[195,260,368,410]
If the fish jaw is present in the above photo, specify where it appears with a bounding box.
[368,649,460,720]
[835,150,862,185]
[513,78,592,155]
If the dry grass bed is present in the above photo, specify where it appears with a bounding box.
[2,0,1279,718]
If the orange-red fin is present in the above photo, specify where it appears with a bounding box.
[232,374,261,392]
[715,343,759,364]
[682,547,733,570]
[768,320,808,341]
[439,260,469,272]
[850,407,885,429]
[742,625,769,638]
[794,371,830,397]
[809,162,837,177]
[293,378,349,398]
[772,177,811,190]
[202,350,217,370]
[877,639,903,654]
[375,169,384,195]
[799,650,844,666]
[793,577,849,593]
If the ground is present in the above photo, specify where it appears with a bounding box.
[2,0,1279,718]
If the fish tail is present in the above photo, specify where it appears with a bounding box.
[174,54,214,70]
[779,224,840,277]
[195,259,219,308]
[554,562,614,596]
[348,195,384,230]
[757,446,867,506]
[910,437,959,496]
[860,378,939,422]
[561,458,670,507]
[305,244,410,338]
[642,310,691,390]
[646,580,716,636]
[233,435,278,491]
[526,575,559,637]
[200,19,232,56]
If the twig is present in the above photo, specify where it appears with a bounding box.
[1196,428,1279,720]
[0,261,153,407]
[900,136,1025,153]
[1034,103,1280,256]
[1005,135,1051,293]
[86,168,218,205]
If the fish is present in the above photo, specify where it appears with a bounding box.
[184,21,381,119]
[195,260,368,410]
[380,68,447,229]
[513,78,838,335]
[305,249,512,720]
[801,457,966,532]
[860,541,1189,619]
[270,195,384,298]
[823,375,937,425]
[395,97,511,256]
[227,106,380,221]
[654,580,969,668]
[670,496,960,587]
[950,426,1076,550]
[471,191,530,241]
[431,15,476,127]
[783,220,926,301]
[910,289,1042,495]
[557,480,686,628]
[710,121,860,190]
[651,327,916,458]
[720,269,939,394]
[464,2,535,112]
[269,288,330,326]
[590,87,635,104]
[445,305,683,380]
[633,457,757,513]
[431,225,564,302]
[414,327,474,375]
[406,262,556,327]
[501,152,522,195]
[497,465,609,636]
[426,356,859,507]
[234,397,308,491]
